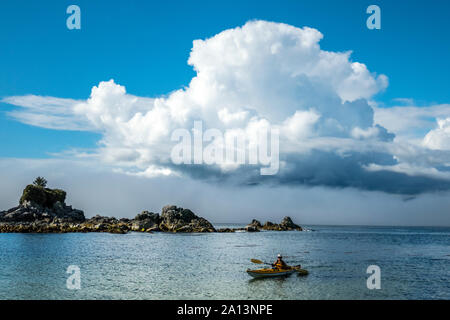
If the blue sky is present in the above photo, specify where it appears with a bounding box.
[1,0,449,158]
[1,1,450,225]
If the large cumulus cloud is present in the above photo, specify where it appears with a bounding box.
[3,20,450,194]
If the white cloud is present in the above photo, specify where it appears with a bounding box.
[217,108,249,125]
[423,118,450,150]
[2,20,450,194]
[282,110,320,140]
[351,126,382,140]
[392,97,414,105]
[3,95,92,131]
[374,104,450,142]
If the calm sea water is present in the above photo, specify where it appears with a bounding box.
[0,225,449,299]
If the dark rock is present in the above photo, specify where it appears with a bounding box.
[135,211,161,222]
[1,183,301,234]
[0,184,84,226]
[243,219,262,232]
[279,216,302,231]
[261,220,281,231]
[19,184,66,208]
[263,221,274,228]
[87,214,118,224]
[244,225,260,232]
[145,226,160,232]
[131,211,160,231]
[243,216,302,232]
[249,219,262,228]
[217,228,235,233]
[159,205,216,232]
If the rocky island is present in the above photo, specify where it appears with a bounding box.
[0,178,302,234]
[221,217,303,232]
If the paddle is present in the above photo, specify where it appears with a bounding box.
[250,258,272,265]
[251,258,307,272]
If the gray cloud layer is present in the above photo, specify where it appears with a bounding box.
[1,158,450,226]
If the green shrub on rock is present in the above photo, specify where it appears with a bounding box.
[33,177,47,188]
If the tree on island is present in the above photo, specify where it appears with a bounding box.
[33,177,47,188]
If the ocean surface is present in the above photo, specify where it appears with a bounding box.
[0,225,449,300]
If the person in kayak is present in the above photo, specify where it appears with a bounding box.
[272,254,288,270]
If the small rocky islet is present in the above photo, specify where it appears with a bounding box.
[0,180,302,234]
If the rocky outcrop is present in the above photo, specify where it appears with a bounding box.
[1,185,85,224]
[263,221,275,229]
[0,184,86,233]
[217,217,302,233]
[82,215,130,234]
[259,217,302,231]
[279,216,302,230]
[1,188,216,233]
[217,228,236,233]
[129,206,216,233]
[244,219,262,232]
[131,211,161,232]
[19,184,67,209]
[0,182,301,234]
[0,219,129,234]
[159,205,216,232]
[237,217,302,232]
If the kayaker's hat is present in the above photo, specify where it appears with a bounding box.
[277,254,282,258]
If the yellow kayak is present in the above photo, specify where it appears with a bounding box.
[247,266,308,278]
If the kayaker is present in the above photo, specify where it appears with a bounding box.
[272,254,288,269]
